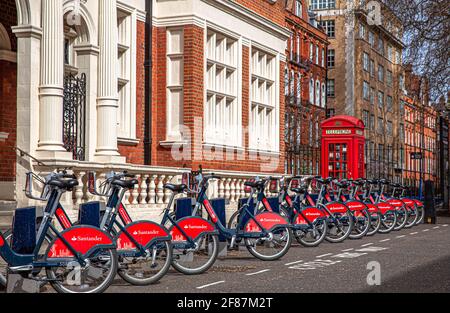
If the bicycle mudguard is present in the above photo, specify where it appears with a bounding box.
[324,202,348,214]
[400,198,416,211]
[377,202,396,215]
[345,201,367,212]
[387,199,404,208]
[365,203,380,214]
[46,226,115,259]
[116,221,171,251]
[413,199,424,207]
[169,217,217,242]
[294,207,326,224]
[244,212,289,233]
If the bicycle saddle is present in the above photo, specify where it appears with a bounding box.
[335,181,350,188]
[164,183,187,193]
[291,186,307,194]
[47,177,79,190]
[111,178,138,189]
[316,177,333,184]
[379,179,390,185]
[244,180,266,189]
[352,180,365,186]
[391,183,401,188]
[367,179,379,184]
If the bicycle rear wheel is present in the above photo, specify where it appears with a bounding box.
[393,206,408,230]
[404,206,418,229]
[349,209,371,239]
[245,227,292,261]
[171,233,219,275]
[46,247,118,294]
[325,211,354,243]
[366,213,382,236]
[378,211,397,233]
[295,218,327,247]
[415,205,425,225]
[118,240,172,285]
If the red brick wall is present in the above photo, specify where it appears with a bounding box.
[118,21,147,164]
[0,60,17,182]
[234,0,285,26]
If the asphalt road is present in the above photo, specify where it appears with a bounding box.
[105,217,450,293]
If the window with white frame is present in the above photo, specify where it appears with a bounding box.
[319,20,335,38]
[166,28,184,141]
[205,29,239,145]
[327,49,335,68]
[309,78,314,104]
[315,45,319,64]
[363,52,369,71]
[315,80,320,106]
[284,67,289,96]
[309,42,313,60]
[250,47,278,151]
[117,10,137,140]
[296,35,300,63]
[295,0,303,17]
[290,70,295,97]
[321,82,326,107]
[296,73,301,104]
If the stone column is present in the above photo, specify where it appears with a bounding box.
[36,0,71,159]
[95,0,125,163]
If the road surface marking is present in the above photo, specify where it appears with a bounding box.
[196,281,225,289]
[379,239,390,242]
[422,229,430,232]
[433,226,440,229]
[396,235,406,239]
[316,253,333,258]
[410,232,418,235]
[285,260,304,266]
[361,243,374,247]
[443,224,448,227]
[246,269,270,276]
[357,246,388,253]
[332,252,368,258]
[342,248,354,252]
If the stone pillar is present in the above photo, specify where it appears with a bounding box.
[36,0,71,159]
[95,0,125,163]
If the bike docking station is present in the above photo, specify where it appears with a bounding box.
[6,201,104,293]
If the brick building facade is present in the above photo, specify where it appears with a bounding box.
[0,0,291,221]
[284,0,328,176]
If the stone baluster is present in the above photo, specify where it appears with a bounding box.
[224,178,231,201]
[131,174,140,205]
[156,175,165,204]
[164,176,173,204]
[123,188,131,205]
[230,179,236,203]
[140,175,149,204]
[148,175,157,204]
[219,178,225,199]
[74,171,85,205]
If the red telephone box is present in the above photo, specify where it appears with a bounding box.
[321,115,366,179]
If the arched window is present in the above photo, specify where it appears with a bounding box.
[321,82,326,107]
[315,80,320,106]
[309,78,314,104]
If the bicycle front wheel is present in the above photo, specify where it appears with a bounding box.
[245,227,292,261]
[171,233,219,275]
[349,209,371,240]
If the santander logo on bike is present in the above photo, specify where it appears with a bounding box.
[71,235,103,242]
[132,230,160,236]
[183,224,208,230]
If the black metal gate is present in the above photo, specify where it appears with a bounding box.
[63,73,86,161]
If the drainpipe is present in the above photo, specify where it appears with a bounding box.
[144,0,153,165]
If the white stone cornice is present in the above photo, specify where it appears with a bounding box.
[241,37,250,47]
[11,25,42,39]
[0,50,17,63]
[201,0,291,40]
[152,15,206,29]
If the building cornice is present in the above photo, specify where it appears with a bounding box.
[202,0,291,40]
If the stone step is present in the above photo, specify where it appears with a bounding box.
[0,200,16,212]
